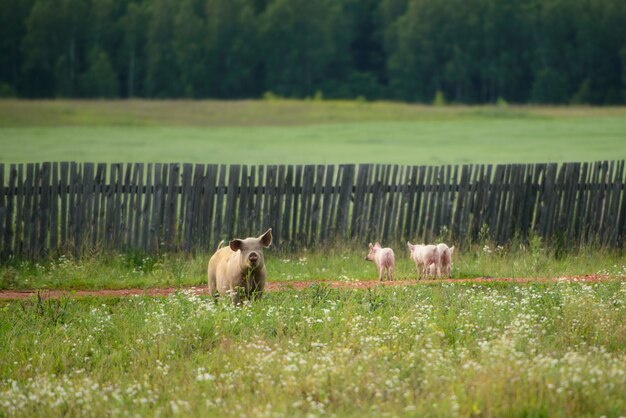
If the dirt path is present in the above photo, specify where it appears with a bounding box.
[0,275,621,300]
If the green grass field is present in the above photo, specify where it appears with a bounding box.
[1,282,625,417]
[1,100,625,165]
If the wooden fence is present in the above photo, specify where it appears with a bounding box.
[0,161,625,261]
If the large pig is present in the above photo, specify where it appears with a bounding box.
[208,229,272,304]
[365,242,395,282]
[407,242,439,279]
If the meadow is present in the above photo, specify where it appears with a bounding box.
[0,100,625,165]
[1,281,625,417]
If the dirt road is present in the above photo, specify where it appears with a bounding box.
[0,275,620,300]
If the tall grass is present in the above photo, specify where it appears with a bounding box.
[1,281,625,417]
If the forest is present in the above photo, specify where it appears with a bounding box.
[1,0,625,104]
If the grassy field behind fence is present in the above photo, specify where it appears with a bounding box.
[1,281,625,417]
[0,100,625,165]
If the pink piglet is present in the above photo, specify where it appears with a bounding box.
[365,242,395,282]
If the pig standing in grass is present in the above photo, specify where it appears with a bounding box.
[436,243,455,278]
[208,229,272,304]
[407,242,439,279]
[365,242,395,282]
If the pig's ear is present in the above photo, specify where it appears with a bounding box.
[450,246,455,254]
[229,239,243,252]
[259,228,272,247]
[368,243,373,249]
[375,242,381,248]
[407,241,413,250]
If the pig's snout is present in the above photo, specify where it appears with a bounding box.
[248,252,260,264]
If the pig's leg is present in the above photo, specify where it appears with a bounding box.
[230,286,245,306]
[378,266,384,282]
[388,266,394,281]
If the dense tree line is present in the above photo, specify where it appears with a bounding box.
[1,0,625,104]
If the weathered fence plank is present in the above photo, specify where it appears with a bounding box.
[336,165,355,238]
[124,163,134,249]
[93,163,106,248]
[212,165,226,249]
[0,165,5,258]
[423,165,437,240]
[320,165,334,242]
[82,163,94,251]
[110,163,123,249]
[351,164,367,239]
[310,165,325,244]
[150,164,165,252]
[391,165,403,242]
[273,165,285,245]
[382,165,399,243]
[237,165,248,239]
[298,165,311,244]
[133,163,145,250]
[180,163,193,252]
[225,165,240,238]
[38,162,51,257]
[266,166,285,242]
[282,166,293,247]
[4,166,17,259]
[607,161,624,246]
[403,166,418,240]
[22,164,34,258]
[202,164,218,250]
[166,164,180,250]
[246,166,257,235]
[253,166,264,241]
[141,164,153,252]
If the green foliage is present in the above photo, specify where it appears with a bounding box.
[145,0,181,97]
[432,90,446,106]
[80,47,118,98]
[1,0,625,103]
[496,97,508,108]
[313,90,324,101]
[205,0,260,98]
[0,83,15,97]
[262,90,280,101]
[260,0,351,98]
[173,0,207,98]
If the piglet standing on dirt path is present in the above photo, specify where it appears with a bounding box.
[208,229,272,305]
[365,242,395,282]
[436,243,455,278]
[407,242,439,280]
